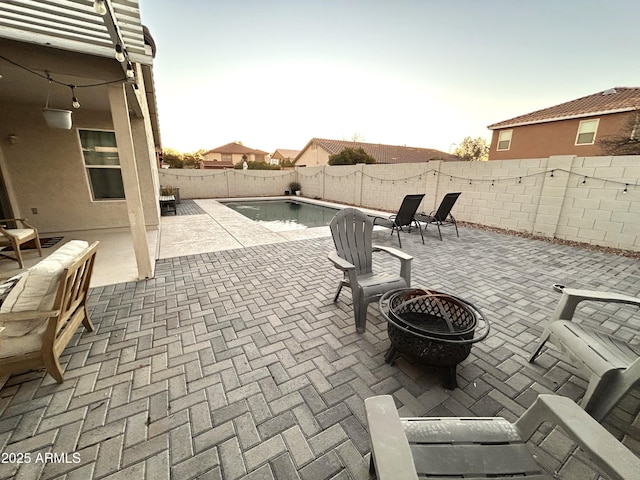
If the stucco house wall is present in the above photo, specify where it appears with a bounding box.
[0,41,160,235]
[296,145,331,167]
[489,112,635,160]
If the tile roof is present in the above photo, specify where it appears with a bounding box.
[488,87,640,129]
[204,142,269,155]
[272,149,300,159]
[297,138,458,163]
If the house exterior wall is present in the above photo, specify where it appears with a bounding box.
[296,144,331,167]
[0,102,160,233]
[161,155,640,252]
[203,152,262,166]
[489,112,635,160]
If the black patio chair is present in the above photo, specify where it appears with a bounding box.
[371,194,425,248]
[416,192,461,240]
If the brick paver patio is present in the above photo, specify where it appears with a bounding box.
[1,224,638,479]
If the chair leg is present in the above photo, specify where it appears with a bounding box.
[436,223,443,241]
[393,226,402,248]
[354,293,367,333]
[82,306,95,332]
[528,329,551,362]
[334,281,345,302]
[414,220,424,244]
[34,232,43,257]
[43,350,64,383]
[12,239,24,269]
[451,215,459,237]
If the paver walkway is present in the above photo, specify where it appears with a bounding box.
[0,224,638,479]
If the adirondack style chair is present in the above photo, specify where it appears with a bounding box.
[529,286,640,421]
[415,192,461,240]
[365,394,640,480]
[329,208,412,333]
[371,194,425,248]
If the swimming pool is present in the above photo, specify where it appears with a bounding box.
[222,199,340,231]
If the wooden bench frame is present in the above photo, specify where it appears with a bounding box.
[0,241,99,383]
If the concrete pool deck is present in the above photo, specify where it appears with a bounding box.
[157,198,388,260]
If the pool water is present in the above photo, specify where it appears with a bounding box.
[222,199,340,231]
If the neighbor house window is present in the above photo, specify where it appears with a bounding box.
[576,119,599,145]
[79,130,125,200]
[221,154,232,162]
[497,129,512,150]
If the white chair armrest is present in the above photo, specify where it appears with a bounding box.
[552,288,640,323]
[365,395,419,480]
[515,394,640,480]
[328,251,355,272]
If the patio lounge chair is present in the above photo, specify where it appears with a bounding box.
[529,286,640,421]
[0,240,98,383]
[329,208,412,333]
[0,218,43,269]
[415,192,460,240]
[371,194,425,248]
[365,394,640,480]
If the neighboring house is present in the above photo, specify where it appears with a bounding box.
[0,0,161,280]
[487,87,640,160]
[270,149,300,166]
[201,142,269,169]
[294,138,458,167]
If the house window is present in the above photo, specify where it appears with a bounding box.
[79,130,125,200]
[221,154,232,162]
[576,119,599,145]
[497,130,512,151]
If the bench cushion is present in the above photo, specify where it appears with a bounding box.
[0,240,88,357]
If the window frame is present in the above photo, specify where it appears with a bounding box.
[78,128,125,201]
[497,129,512,151]
[575,119,599,145]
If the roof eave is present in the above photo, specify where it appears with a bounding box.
[488,107,637,130]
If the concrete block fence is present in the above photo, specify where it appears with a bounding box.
[159,155,640,252]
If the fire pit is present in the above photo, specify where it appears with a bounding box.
[379,288,490,389]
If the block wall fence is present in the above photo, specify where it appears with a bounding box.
[159,155,640,252]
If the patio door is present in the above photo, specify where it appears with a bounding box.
[0,169,13,220]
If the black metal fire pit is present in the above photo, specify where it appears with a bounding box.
[379,288,490,389]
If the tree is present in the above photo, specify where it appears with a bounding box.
[453,137,489,161]
[162,148,183,168]
[328,147,376,165]
[598,111,640,155]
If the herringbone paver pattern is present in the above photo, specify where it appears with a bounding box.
[0,226,639,479]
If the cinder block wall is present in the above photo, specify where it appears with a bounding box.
[159,155,640,252]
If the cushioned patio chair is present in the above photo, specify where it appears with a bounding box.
[0,240,98,383]
[329,208,412,333]
[371,194,425,248]
[415,192,461,240]
[365,394,640,480]
[0,218,43,269]
[529,286,640,421]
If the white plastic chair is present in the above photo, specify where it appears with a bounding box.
[529,286,640,421]
[329,208,412,333]
[365,394,640,480]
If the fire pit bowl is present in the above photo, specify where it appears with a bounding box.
[380,288,490,389]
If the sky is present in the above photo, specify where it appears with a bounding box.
[138,0,640,155]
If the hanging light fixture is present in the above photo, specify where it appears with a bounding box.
[42,74,72,129]
[93,0,107,15]
[115,44,125,62]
